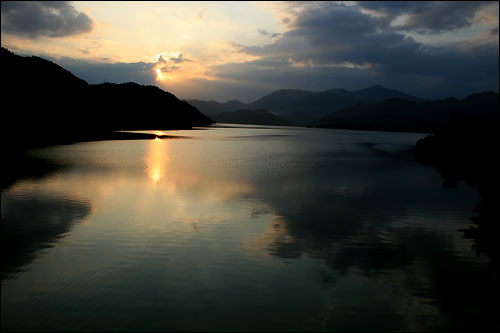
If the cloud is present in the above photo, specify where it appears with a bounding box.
[204,2,498,100]
[151,51,195,80]
[0,1,94,38]
[49,57,156,85]
[357,1,492,33]
[10,2,496,102]
[155,51,190,64]
[258,28,281,38]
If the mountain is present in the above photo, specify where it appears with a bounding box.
[183,99,247,116]
[249,86,424,121]
[460,92,500,118]
[316,92,499,133]
[247,89,315,113]
[347,84,424,104]
[87,82,212,130]
[212,109,290,126]
[1,47,212,149]
[185,85,424,125]
[273,91,363,124]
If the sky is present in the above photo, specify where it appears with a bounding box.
[1,1,499,102]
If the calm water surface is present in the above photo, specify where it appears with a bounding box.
[1,125,495,331]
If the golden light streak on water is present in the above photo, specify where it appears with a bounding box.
[146,138,168,183]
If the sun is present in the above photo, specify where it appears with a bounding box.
[155,68,167,80]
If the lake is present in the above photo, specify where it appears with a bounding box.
[1,124,496,331]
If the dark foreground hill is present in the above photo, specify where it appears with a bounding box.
[212,109,290,126]
[316,92,499,133]
[88,82,212,130]
[415,114,500,280]
[1,47,212,150]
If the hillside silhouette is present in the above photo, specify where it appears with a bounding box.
[212,109,290,126]
[1,47,212,150]
[88,82,212,130]
[184,99,247,116]
[317,92,499,133]
[415,113,500,281]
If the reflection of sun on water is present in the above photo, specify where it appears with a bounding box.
[142,137,256,200]
[146,138,168,183]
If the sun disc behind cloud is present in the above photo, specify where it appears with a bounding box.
[155,68,168,80]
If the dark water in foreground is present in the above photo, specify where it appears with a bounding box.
[1,125,495,331]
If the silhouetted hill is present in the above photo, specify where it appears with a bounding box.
[1,47,212,150]
[186,85,424,125]
[212,109,290,126]
[276,91,362,124]
[347,84,424,104]
[247,89,315,113]
[184,99,247,116]
[88,82,212,130]
[1,47,89,90]
[460,92,500,118]
[316,92,499,133]
[415,114,500,279]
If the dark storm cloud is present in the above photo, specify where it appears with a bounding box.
[208,1,498,100]
[229,4,421,71]
[357,1,491,33]
[0,1,94,38]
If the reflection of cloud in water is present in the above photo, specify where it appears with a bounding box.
[1,190,92,280]
[242,150,494,330]
[4,133,494,330]
[244,216,301,259]
[5,140,257,236]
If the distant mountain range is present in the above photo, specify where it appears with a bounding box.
[185,85,424,124]
[185,84,498,132]
[184,99,248,116]
[317,92,499,133]
[1,47,212,149]
[212,109,290,126]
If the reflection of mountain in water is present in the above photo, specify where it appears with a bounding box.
[416,115,499,280]
[245,140,497,330]
[414,116,499,330]
[1,191,92,280]
[2,153,65,190]
[3,128,497,330]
